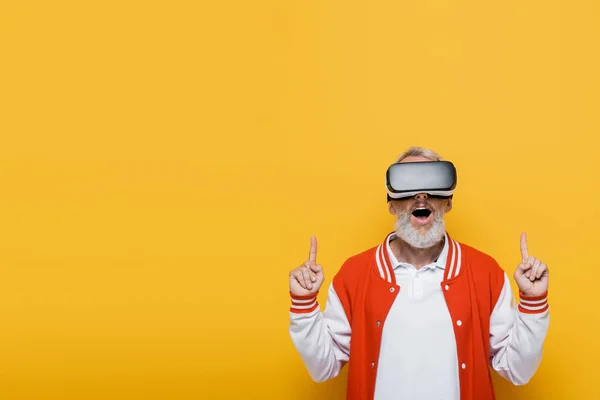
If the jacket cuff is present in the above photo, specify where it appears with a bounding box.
[290,292,319,314]
[518,291,549,314]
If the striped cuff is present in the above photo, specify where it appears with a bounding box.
[518,291,549,314]
[290,292,319,314]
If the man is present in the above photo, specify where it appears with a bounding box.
[288,146,550,400]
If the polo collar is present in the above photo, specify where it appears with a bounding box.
[385,232,449,271]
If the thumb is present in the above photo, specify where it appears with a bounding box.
[515,259,533,278]
[309,263,323,274]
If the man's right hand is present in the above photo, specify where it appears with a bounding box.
[289,236,325,296]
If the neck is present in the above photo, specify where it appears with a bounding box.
[390,235,445,269]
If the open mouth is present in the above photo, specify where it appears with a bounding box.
[411,207,432,224]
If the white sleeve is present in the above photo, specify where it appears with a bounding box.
[288,282,351,382]
[489,272,550,384]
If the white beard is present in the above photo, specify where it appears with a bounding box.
[394,210,446,249]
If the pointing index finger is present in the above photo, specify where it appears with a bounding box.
[309,236,317,263]
[520,232,529,261]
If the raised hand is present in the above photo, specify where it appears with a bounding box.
[514,232,549,297]
[289,236,325,296]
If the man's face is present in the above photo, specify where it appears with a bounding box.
[388,156,452,248]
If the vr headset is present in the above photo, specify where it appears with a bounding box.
[385,161,457,201]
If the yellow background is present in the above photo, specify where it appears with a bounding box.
[0,0,598,399]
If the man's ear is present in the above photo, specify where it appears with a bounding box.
[446,197,453,213]
[388,201,397,215]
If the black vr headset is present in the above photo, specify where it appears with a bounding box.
[385,161,457,202]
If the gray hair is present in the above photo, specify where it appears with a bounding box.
[395,146,443,162]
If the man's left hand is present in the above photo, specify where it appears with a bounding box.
[514,232,549,297]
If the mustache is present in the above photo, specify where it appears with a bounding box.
[398,203,443,220]
[409,201,432,212]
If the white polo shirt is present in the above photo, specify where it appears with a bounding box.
[374,233,460,400]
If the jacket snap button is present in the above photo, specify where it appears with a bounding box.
[376,321,381,326]
[371,362,375,368]
[445,285,449,290]
[462,363,466,369]
[457,320,462,326]
[390,287,395,293]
